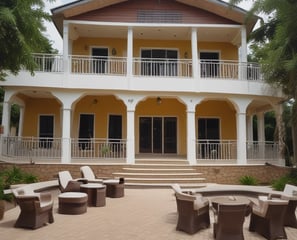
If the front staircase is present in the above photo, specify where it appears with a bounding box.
[112,159,207,188]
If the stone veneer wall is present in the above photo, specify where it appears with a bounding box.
[192,164,291,185]
[0,162,291,185]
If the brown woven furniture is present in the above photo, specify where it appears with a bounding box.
[80,166,103,183]
[80,183,106,207]
[212,203,247,240]
[58,171,87,193]
[103,178,125,198]
[174,191,210,234]
[12,188,54,229]
[268,184,297,228]
[58,192,88,215]
[249,196,288,240]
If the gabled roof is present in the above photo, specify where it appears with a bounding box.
[52,0,258,35]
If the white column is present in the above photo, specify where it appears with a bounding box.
[257,112,265,142]
[191,28,199,79]
[126,108,135,164]
[2,101,11,136]
[246,115,253,142]
[257,112,265,160]
[237,112,247,164]
[61,108,71,163]
[127,26,133,77]
[18,106,25,137]
[241,26,247,62]
[187,109,196,165]
[63,21,69,73]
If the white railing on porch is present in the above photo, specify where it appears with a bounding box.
[0,137,126,160]
[1,137,62,159]
[246,141,280,161]
[1,137,278,163]
[31,54,262,81]
[71,138,126,159]
[196,140,279,162]
[196,140,237,160]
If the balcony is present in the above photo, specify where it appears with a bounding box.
[32,53,262,81]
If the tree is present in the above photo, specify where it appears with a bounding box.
[0,0,55,80]
[230,0,297,165]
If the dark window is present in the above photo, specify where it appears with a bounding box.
[39,115,54,148]
[92,48,108,73]
[79,114,94,150]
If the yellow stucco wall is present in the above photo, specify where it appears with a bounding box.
[22,98,61,137]
[196,100,236,139]
[72,95,127,139]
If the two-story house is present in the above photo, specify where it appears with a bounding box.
[1,0,285,166]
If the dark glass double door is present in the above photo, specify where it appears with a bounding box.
[139,117,177,154]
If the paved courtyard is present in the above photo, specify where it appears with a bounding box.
[1,188,297,240]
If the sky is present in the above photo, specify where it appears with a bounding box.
[44,0,254,53]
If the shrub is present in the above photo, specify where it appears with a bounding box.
[1,166,38,189]
[271,168,297,191]
[239,175,258,185]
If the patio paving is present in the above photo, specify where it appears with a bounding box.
[1,187,297,240]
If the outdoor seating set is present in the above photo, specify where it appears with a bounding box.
[171,183,297,240]
[57,166,125,214]
[11,166,124,229]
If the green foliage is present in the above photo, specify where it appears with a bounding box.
[0,166,38,189]
[271,168,297,191]
[0,175,12,201]
[239,175,258,185]
[0,0,56,78]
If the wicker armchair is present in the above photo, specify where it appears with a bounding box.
[80,166,103,183]
[213,204,247,240]
[12,188,54,229]
[174,191,210,234]
[249,196,288,240]
[58,171,87,193]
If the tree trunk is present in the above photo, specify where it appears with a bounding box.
[292,101,297,166]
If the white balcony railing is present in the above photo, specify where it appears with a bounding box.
[31,54,263,81]
[33,54,64,72]
[70,55,127,75]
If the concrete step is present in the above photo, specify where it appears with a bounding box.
[135,159,188,165]
[125,182,207,188]
[124,177,206,184]
[122,167,197,173]
[113,172,202,178]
